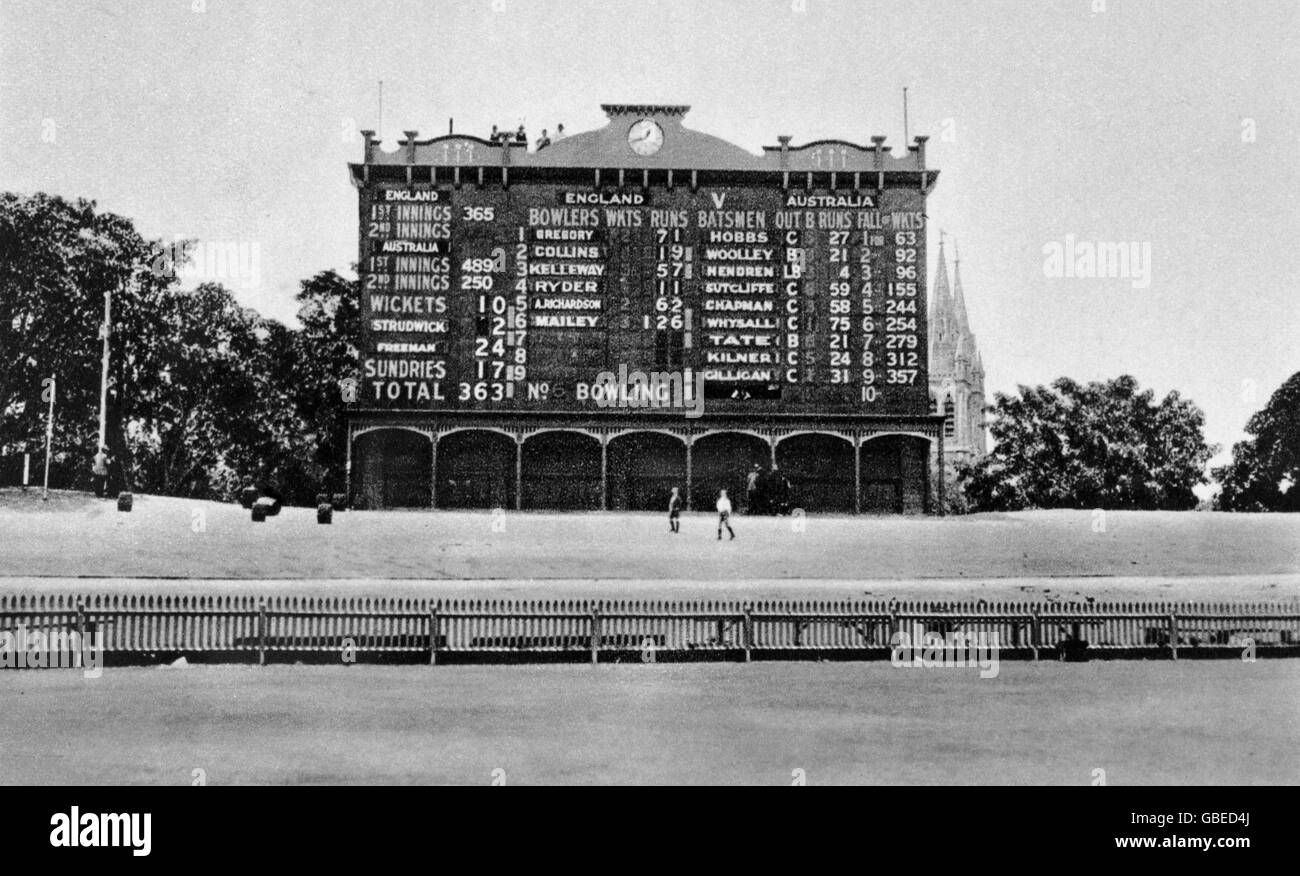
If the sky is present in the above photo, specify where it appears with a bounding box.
[2,0,1296,464]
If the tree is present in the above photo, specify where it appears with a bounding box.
[234,316,330,506]
[1,192,345,504]
[0,193,175,490]
[960,375,1216,511]
[126,283,270,498]
[286,270,360,496]
[1214,372,1300,511]
[124,271,361,506]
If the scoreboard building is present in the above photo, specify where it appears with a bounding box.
[346,104,945,514]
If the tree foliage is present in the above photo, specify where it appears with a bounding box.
[1214,372,1300,511]
[288,270,361,496]
[0,192,358,504]
[0,192,175,487]
[960,375,1216,511]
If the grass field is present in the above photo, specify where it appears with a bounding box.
[9,573,1298,604]
[3,490,1297,787]
[2,489,1297,582]
[1,661,1296,785]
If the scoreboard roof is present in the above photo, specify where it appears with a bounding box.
[350,104,936,182]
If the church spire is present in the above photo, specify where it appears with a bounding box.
[928,229,989,476]
[952,240,971,335]
[931,230,952,328]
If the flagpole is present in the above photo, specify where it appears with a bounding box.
[903,87,910,144]
[98,287,111,452]
[43,375,55,501]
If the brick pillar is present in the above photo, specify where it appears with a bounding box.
[515,437,523,511]
[854,437,862,515]
[600,438,608,511]
[685,440,693,511]
[429,433,437,509]
[936,430,946,515]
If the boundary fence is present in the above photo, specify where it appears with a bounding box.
[2,593,1298,665]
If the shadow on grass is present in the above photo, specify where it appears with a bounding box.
[0,488,107,514]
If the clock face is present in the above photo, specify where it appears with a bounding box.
[627,119,664,156]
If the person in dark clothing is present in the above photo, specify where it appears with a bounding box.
[515,124,526,144]
[668,487,682,533]
[772,464,791,513]
[746,464,761,513]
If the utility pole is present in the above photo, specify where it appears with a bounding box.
[97,286,111,453]
[903,86,910,144]
[43,375,55,501]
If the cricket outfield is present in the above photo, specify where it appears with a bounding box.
[2,491,1297,589]
[2,490,1298,786]
[1,661,1296,785]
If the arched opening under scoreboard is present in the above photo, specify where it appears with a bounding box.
[775,434,856,513]
[606,432,687,512]
[521,431,603,510]
[352,428,432,509]
[860,435,932,515]
[690,432,772,513]
[436,430,517,510]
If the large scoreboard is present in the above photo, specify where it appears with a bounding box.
[359,181,927,417]
[348,106,941,513]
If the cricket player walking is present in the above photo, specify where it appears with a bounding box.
[716,489,735,540]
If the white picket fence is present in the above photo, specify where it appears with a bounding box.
[1,592,1297,664]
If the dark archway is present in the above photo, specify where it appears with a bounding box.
[606,432,687,511]
[352,429,432,509]
[775,433,855,512]
[521,431,602,510]
[436,430,517,509]
[690,432,771,513]
[860,435,931,514]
